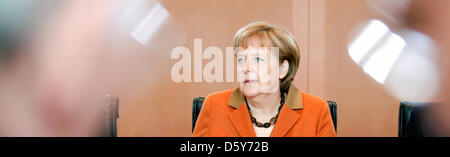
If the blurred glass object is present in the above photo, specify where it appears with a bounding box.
[351,0,450,136]
[365,0,411,24]
[348,18,440,102]
[111,0,186,54]
[384,30,440,102]
[405,0,450,136]
[130,3,169,46]
[362,30,405,84]
[348,20,390,65]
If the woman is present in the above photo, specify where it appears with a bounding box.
[192,21,336,137]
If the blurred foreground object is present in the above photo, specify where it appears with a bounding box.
[0,0,184,136]
[348,0,450,136]
[348,4,440,103]
[405,0,450,136]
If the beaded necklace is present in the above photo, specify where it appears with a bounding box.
[245,95,285,128]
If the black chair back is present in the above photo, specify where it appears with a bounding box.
[399,102,427,137]
[327,101,337,132]
[102,95,119,137]
[192,97,205,132]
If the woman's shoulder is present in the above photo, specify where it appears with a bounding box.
[206,88,234,98]
[202,88,237,112]
[300,92,328,109]
[204,88,235,103]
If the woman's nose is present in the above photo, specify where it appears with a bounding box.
[244,58,252,74]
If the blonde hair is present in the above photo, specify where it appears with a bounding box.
[232,21,300,94]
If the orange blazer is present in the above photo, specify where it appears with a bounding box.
[192,83,336,137]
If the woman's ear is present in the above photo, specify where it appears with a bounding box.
[279,60,289,79]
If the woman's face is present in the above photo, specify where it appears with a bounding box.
[236,44,281,98]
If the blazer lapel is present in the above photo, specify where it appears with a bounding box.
[270,105,301,137]
[227,103,256,137]
[226,83,304,137]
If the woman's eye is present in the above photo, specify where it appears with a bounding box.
[237,58,244,63]
[255,57,264,62]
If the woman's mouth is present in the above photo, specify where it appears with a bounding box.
[244,79,257,83]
